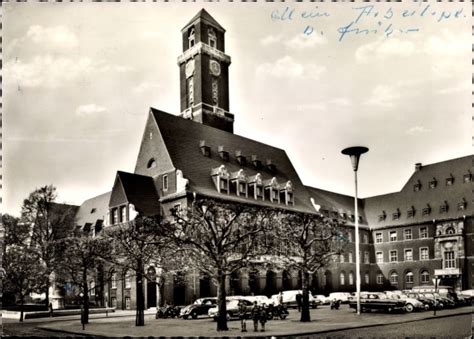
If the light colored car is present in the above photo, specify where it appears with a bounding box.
[270,290,319,308]
[388,293,426,312]
[329,292,351,303]
[314,294,331,305]
[241,295,272,306]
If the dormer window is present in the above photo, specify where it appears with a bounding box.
[211,165,230,194]
[90,208,96,214]
[199,140,211,157]
[439,201,449,213]
[457,198,467,211]
[446,174,454,186]
[264,177,280,203]
[358,216,363,223]
[349,214,355,222]
[392,209,401,220]
[208,27,217,48]
[407,206,416,218]
[266,159,276,173]
[340,212,347,220]
[248,173,263,200]
[463,172,472,183]
[188,27,195,48]
[279,180,294,206]
[429,178,437,189]
[163,175,169,192]
[413,180,422,192]
[218,146,229,162]
[235,150,246,166]
[446,227,455,235]
[147,158,157,169]
[422,204,431,216]
[251,155,262,169]
[378,211,386,222]
[230,169,248,197]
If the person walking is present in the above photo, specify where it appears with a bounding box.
[296,292,302,312]
[259,304,268,332]
[251,301,260,332]
[238,301,247,332]
[278,291,284,306]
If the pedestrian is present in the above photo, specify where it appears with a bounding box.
[296,292,302,312]
[251,301,260,332]
[49,302,53,317]
[238,301,247,332]
[278,291,283,306]
[259,304,268,332]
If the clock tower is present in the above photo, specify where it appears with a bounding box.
[178,9,234,133]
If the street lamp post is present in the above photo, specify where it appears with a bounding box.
[342,146,369,316]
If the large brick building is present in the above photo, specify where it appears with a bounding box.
[72,9,474,310]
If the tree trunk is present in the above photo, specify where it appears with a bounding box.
[83,274,89,324]
[216,270,228,331]
[300,271,311,322]
[136,258,145,326]
[19,297,24,322]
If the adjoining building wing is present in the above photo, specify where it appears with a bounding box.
[75,191,111,234]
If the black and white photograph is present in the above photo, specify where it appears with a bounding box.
[2,1,473,337]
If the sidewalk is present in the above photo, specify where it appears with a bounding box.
[37,305,473,337]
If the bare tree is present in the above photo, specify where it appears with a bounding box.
[161,199,272,331]
[272,212,346,322]
[55,235,112,324]
[103,215,179,326]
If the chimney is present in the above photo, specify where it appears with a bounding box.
[415,163,422,171]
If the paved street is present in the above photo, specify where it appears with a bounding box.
[3,305,472,337]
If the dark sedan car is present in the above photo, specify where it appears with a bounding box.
[179,297,217,319]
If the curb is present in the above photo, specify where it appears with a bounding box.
[36,309,473,338]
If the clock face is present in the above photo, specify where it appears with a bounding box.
[185,60,195,78]
[210,60,221,76]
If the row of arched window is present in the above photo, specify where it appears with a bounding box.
[336,270,431,286]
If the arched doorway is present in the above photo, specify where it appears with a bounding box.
[266,270,277,296]
[146,267,157,308]
[282,270,291,291]
[173,271,186,306]
[248,270,258,295]
[199,274,211,298]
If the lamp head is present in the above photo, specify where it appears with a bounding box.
[341,146,369,171]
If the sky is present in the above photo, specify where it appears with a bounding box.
[3,1,472,217]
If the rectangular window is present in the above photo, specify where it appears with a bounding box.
[120,206,127,223]
[363,233,368,244]
[340,254,345,263]
[390,231,397,242]
[364,251,370,264]
[404,249,413,261]
[390,250,397,262]
[404,229,412,240]
[111,272,117,289]
[349,273,354,285]
[376,274,384,285]
[125,297,131,310]
[90,281,95,296]
[420,227,428,239]
[444,251,456,269]
[348,232,352,242]
[365,273,370,285]
[111,297,117,308]
[375,232,383,243]
[238,183,246,194]
[163,175,169,191]
[113,208,119,224]
[376,251,383,264]
[125,271,131,289]
[420,247,429,260]
[348,252,353,263]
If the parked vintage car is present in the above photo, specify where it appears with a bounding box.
[404,292,439,310]
[270,290,319,309]
[348,292,406,313]
[387,293,427,312]
[421,292,455,308]
[179,297,217,319]
[241,295,273,306]
[329,292,351,304]
[314,294,331,305]
[208,299,253,321]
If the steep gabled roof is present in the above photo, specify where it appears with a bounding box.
[150,108,315,214]
[182,8,225,32]
[305,185,368,225]
[75,191,111,228]
[364,155,473,228]
[113,171,160,217]
[48,202,80,239]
